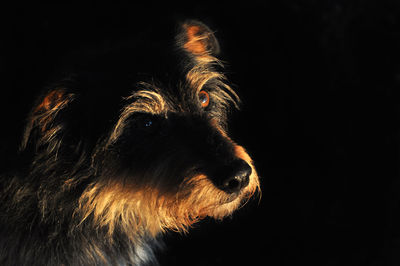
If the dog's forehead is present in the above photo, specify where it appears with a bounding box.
[61,20,239,133]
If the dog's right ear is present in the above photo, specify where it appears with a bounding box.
[21,88,75,151]
[176,20,220,58]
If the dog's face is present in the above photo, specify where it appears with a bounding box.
[22,20,259,240]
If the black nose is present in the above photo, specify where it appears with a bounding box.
[219,160,252,194]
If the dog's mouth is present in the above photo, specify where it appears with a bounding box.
[221,191,240,204]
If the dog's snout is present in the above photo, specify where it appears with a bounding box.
[218,160,251,194]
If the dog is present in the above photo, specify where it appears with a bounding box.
[0,20,260,265]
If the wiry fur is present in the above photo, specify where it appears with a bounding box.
[0,20,260,266]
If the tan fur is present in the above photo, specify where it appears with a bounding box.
[74,23,260,247]
[182,23,217,63]
[35,90,66,113]
[186,64,240,109]
[183,25,209,55]
[108,87,167,144]
[181,23,240,111]
[212,120,261,200]
[21,89,74,150]
[35,90,71,132]
[76,167,259,245]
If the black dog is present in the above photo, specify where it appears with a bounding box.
[0,20,260,266]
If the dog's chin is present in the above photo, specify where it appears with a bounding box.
[206,198,242,220]
[204,191,250,220]
[222,192,240,204]
[208,180,260,220]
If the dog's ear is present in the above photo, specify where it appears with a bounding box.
[34,89,69,115]
[177,20,220,57]
[21,88,75,151]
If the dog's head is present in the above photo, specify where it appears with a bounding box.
[21,20,260,240]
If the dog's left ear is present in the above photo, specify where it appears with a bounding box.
[177,20,220,57]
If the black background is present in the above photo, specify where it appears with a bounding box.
[2,1,400,265]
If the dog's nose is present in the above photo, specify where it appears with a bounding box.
[219,160,251,194]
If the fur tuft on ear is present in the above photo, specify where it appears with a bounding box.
[177,20,220,57]
[34,90,66,114]
[21,88,74,151]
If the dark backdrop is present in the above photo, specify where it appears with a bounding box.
[2,1,400,265]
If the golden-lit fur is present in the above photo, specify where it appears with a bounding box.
[109,85,167,144]
[182,24,216,60]
[181,21,240,125]
[76,166,259,245]
[75,23,261,245]
[78,114,259,246]
[21,88,75,151]
[186,64,240,111]
[1,19,260,266]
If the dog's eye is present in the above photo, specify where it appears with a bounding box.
[144,120,153,127]
[198,90,210,108]
[130,114,158,131]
